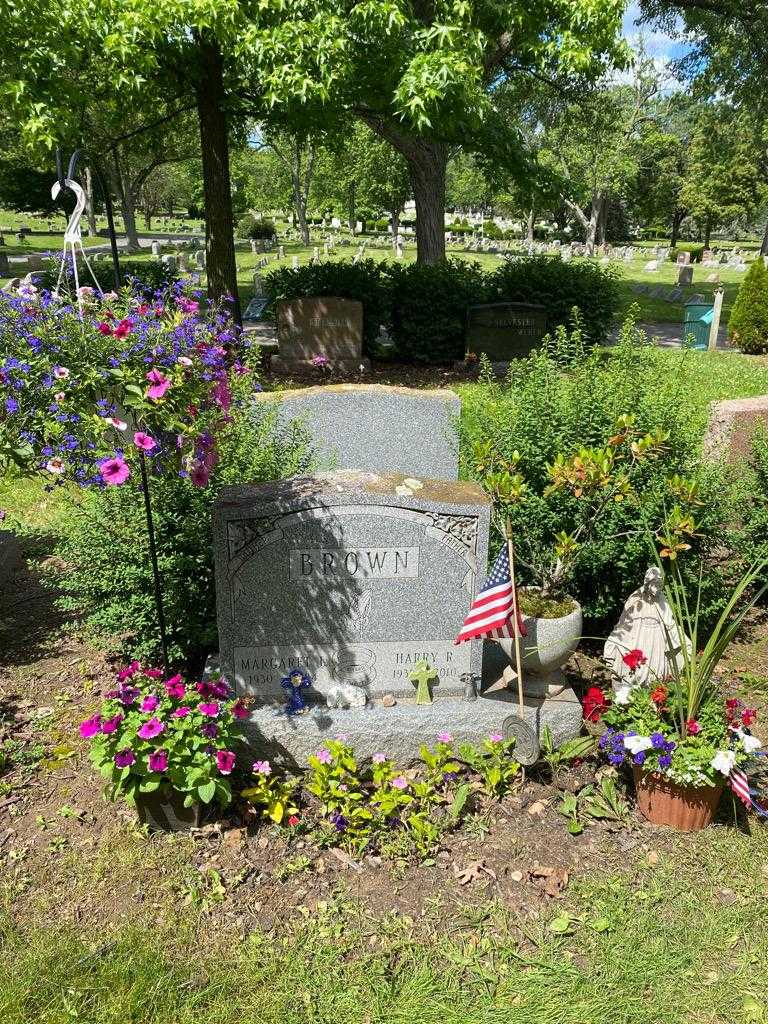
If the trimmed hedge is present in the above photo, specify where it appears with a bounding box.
[489,255,620,348]
[236,214,276,240]
[263,255,620,362]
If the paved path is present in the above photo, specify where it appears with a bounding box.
[609,321,730,350]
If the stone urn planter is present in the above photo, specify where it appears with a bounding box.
[135,787,203,833]
[496,590,582,697]
[633,768,723,831]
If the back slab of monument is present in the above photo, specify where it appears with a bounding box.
[252,384,461,480]
[211,470,582,766]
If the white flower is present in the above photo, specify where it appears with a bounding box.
[624,735,653,755]
[711,750,736,776]
[742,734,762,754]
[54,391,66,403]
[177,356,193,366]
[53,366,70,380]
[46,457,65,475]
[104,416,128,432]
[613,683,634,705]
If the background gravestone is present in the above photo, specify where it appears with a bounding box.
[271,296,370,373]
[253,383,461,479]
[465,302,548,364]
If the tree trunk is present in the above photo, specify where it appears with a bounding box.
[704,213,712,249]
[110,153,140,250]
[390,208,401,250]
[404,141,447,264]
[761,220,768,257]
[596,196,608,247]
[84,166,97,237]
[195,33,241,324]
[670,208,685,248]
[526,207,535,246]
[144,207,152,231]
[348,180,356,234]
[295,186,310,245]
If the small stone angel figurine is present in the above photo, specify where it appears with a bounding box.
[281,668,313,716]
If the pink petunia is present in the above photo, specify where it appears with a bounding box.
[489,733,503,743]
[231,700,249,719]
[252,760,271,775]
[165,675,186,699]
[372,752,388,763]
[99,457,130,486]
[391,776,409,790]
[79,715,101,739]
[133,432,157,452]
[140,695,159,713]
[137,716,165,740]
[437,732,453,743]
[116,660,140,681]
[148,749,168,773]
[216,750,236,775]
[173,706,191,718]
[146,368,171,401]
[100,714,124,734]
[315,749,332,764]
[144,669,163,679]
[199,701,220,718]
[114,749,136,768]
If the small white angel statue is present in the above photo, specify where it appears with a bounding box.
[603,567,691,703]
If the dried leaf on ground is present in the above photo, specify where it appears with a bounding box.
[454,860,497,885]
[528,864,569,897]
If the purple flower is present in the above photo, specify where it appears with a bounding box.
[650,732,666,749]
[315,748,332,764]
[114,749,136,768]
[330,811,347,832]
[100,714,123,734]
[173,706,191,718]
[252,760,271,774]
[5,398,18,414]
[658,754,672,769]
[391,776,409,790]
[148,750,168,773]
[216,749,236,775]
[437,732,453,743]
[137,716,165,740]
[201,722,219,739]
[140,695,160,713]
[199,701,220,717]
[633,751,646,766]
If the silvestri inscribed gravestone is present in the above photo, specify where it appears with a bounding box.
[466,302,548,362]
[213,471,490,704]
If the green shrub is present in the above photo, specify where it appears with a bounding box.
[728,258,768,354]
[40,258,178,296]
[264,258,390,351]
[668,244,705,263]
[236,214,277,240]
[458,315,731,627]
[482,221,504,240]
[385,259,489,362]
[489,254,620,346]
[49,404,314,667]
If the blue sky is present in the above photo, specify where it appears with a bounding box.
[622,1,690,65]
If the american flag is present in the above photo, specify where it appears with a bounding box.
[729,766,752,809]
[455,546,527,645]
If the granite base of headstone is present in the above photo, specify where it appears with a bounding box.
[271,296,370,373]
[704,395,768,462]
[252,384,460,478]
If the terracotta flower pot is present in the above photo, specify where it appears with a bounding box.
[135,787,203,833]
[633,767,723,831]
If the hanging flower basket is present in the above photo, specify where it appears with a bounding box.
[633,767,723,831]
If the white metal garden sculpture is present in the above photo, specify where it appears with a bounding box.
[51,167,102,315]
[603,567,691,702]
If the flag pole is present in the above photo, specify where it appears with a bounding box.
[505,516,525,714]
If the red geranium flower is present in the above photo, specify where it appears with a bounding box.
[622,649,647,671]
[685,719,702,735]
[650,685,668,706]
[582,686,608,722]
[742,708,758,727]
[288,815,300,827]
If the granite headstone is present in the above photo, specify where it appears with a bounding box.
[271,296,369,373]
[465,302,548,362]
[253,384,460,479]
